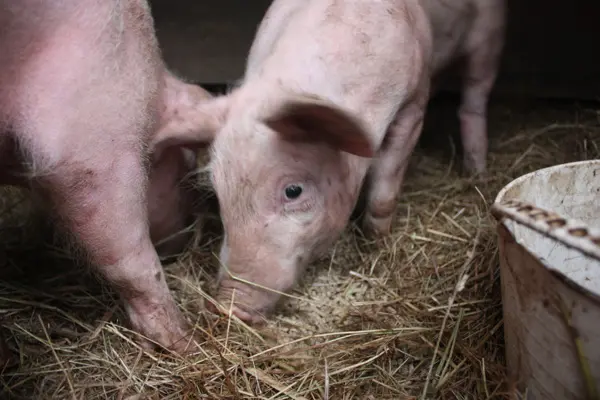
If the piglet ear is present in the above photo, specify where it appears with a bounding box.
[263,94,375,158]
[151,92,230,162]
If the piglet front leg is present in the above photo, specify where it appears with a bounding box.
[38,151,193,352]
[363,97,428,237]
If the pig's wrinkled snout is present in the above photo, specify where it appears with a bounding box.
[212,278,278,325]
[209,299,268,325]
[208,241,281,323]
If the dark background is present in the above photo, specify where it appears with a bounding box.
[149,0,600,101]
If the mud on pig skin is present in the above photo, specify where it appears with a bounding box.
[0,0,215,353]
[157,0,506,323]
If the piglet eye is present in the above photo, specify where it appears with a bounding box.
[284,184,303,200]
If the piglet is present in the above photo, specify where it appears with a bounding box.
[0,0,213,353]
[159,0,506,323]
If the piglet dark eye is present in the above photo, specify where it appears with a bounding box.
[284,184,303,200]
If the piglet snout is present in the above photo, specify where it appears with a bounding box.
[209,281,274,325]
[208,301,267,326]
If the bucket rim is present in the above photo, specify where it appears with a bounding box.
[493,159,600,304]
[494,159,600,205]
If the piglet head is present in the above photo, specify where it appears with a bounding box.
[146,74,223,257]
[208,91,374,323]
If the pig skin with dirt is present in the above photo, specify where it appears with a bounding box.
[0,0,215,354]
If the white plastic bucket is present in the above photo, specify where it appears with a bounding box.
[492,160,600,400]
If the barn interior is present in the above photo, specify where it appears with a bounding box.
[1,0,599,398]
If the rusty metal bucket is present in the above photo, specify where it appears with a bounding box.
[491,160,600,400]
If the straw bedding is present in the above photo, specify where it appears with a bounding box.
[0,96,599,399]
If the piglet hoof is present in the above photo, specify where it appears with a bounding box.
[361,213,393,238]
[126,299,199,355]
[461,154,487,178]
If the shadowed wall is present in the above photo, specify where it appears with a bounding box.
[150,0,600,100]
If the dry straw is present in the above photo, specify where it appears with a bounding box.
[0,99,599,399]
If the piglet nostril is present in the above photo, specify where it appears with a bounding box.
[206,300,220,315]
[232,305,268,325]
[230,305,257,323]
[209,293,268,325]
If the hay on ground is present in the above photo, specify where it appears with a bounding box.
[0,98,599,399]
